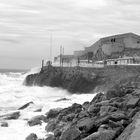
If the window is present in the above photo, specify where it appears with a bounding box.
[111,38,116,43]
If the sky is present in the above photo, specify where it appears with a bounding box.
[0,0,140,69]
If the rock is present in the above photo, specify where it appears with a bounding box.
[46,108,61,119]
[62,113,75,122]
[28,115,44,126]
[0,111,20,120]
[96,100,110,107]
[18,102,34,110]
[82,102,90,110]
[1,122,8,127]
[78,111,89,119]
[60,126,81,140]
[83,129,116,140]
[128,108,139,118]
[77,117,96,133]
[45,120,57,132]
[57,103,82,121]
[126,96,140,108]
[110,112,128,122]
[90,93,104,104]
[100,106,117,117]
[108,120,122,128]
[54,128,62,137]
[55,98,70,102]
[34,108,42,112]
[45,134,55,140]
[88,105,100,115]
[25,133,37,140]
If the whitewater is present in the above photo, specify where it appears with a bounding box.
[0,67,96,140]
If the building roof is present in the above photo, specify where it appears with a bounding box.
[100,32,140,41]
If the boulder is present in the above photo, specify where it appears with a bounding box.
[88,105,100,115]
[18,102,34,110]
[45,134,55,140]
[82,102,90,110]
[0,111,20,120]
[90,93,104,104]
[100,106,117,117]
[77,117,96,133]
[45,120,57,132]
[46,108,61,119]
[126,96,140,108]
[60,126,81,140]
[110,112,128,122]
[25,133,37,140]
[62,113,75,122]
[78,111,89,119]
[28,115,44,126]
[57,103,82,121]
[54,128,62,137]
[82,130,116,140]
[1,122,8,127]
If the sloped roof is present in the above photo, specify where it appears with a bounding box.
[100,32,140,41]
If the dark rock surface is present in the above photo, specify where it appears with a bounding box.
[29,85,140,140]
[1,122,8,127]
[25,65,140,93]
[18,102,34,110]
[28,115,45,126]
[0,111,20,120]
[25,133,38,140]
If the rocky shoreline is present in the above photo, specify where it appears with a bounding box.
[22,85,140,140]
[23,65,140,139]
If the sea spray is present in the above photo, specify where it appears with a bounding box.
[0,68,97,140]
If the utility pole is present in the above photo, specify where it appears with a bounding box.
[50,32,52,62]
[60,46,62,67]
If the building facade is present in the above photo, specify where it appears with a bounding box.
[85,33,140,61]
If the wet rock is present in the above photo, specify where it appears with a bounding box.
[28,115,45,126]
[77,117,96,133]
[90,93,104,104]
[0,111,20,120]
[57,103,82,121]
[60,126,81,140]
[45,134,55,140]
[108,120,122,128]
[1,122,8,127]
[62,113,75,122]
[78,111,89,119]
[25,133,37,140]
[110,112,128,122]
[82,102,90,110]
[18,102,34,110]
[45,120,57,132]
[46,108,61,120]
[54,128,62,137]
[34,108,42,112]
[100,106,117,117]
[88,105,100,115]
[55,98,70,102]
[128,108,139,118]
[126,96,140,108]
[83,129,116,140]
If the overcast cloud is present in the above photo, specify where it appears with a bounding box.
[0,0,140,69]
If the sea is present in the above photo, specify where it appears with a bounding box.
[0,67,96,140]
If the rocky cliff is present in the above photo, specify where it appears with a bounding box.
[25,65,140,93]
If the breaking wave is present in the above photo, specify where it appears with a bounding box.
[0,67,96,140]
